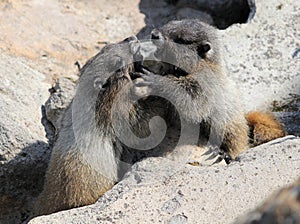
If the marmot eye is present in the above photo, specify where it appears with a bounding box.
[197,42,211,58]
[173,37,193,45]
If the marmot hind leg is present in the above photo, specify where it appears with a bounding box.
[220,116,249,163]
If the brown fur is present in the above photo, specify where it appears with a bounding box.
[35,150,114,215]
[246,111,286,146]
[222,115,249,159]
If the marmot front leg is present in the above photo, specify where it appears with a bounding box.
[133,70,249,163]
[132,69,208,121]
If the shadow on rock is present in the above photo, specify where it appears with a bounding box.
[0,141,50,224]
[137,0,255,38]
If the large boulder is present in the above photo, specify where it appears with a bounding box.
[0,53,50,223]
[220,0,300,111]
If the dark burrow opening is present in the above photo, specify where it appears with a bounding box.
[137,0,255,37]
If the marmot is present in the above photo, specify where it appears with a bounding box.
[137,19,285,155]
[35,19,285,216]
[35,36,143,216]
[136,19,249,162]
[35,35,182,216]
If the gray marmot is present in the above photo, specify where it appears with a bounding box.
[136,19,285,158]
[35,36,143,215]
[136,19,249,161]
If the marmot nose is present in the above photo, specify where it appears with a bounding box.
[151,29,162,40]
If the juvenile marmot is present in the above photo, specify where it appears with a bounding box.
[137,19,285,155]
[35,35,182,216]
[136,19,249,161]
[35,36,143,215]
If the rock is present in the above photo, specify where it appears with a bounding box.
[273,94,300,113]
[29,136,300,224]
[274,94,300,136]
[0,0,145,81]
[0,53,49,160]
[277,112,300,137]
[234,178,300,224]
[220,0,300,111]
[0,53,50,223]
[43,78,76,146]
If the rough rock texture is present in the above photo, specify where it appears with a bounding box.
[220,0,300,111]
[276,94,300,137]
[276,112,300,137]
[43,78,76,146]
[29,136,300,224]
[0,53,50,223]
[0,53,49,160]
[234,177,300,224]
[0,0,145,81]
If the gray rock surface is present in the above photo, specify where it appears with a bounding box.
[234,177,300,224]
[43,77,76,146]
[29,136,300,224]
[0,53,50,223]
[221,0,300,111]
[0,53,49,160]
[277,112,300,136]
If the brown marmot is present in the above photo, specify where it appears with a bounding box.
[35,36,143,216]
[35,34,183,216]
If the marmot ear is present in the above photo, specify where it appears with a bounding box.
[197,42,211,58]
[123,36,138,42]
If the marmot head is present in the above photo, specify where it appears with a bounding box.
[141,19,221,76]
[73,36,141,137]
[78,36,141,94]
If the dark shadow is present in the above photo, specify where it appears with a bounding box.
[0,141,50,224]
[137,0,255,38]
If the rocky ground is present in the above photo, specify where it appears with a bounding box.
[29,136,300,224]
[0,0,299,224]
